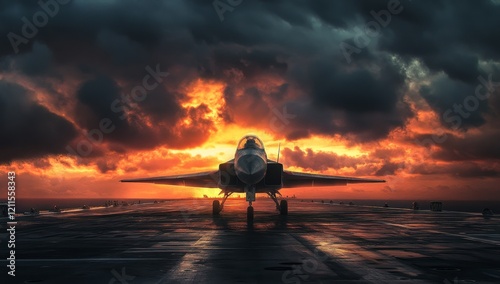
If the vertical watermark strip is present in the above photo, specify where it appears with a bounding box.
[7,171,17,277]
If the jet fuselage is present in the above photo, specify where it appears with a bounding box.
[234,147,267,186]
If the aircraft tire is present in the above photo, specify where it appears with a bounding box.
[280,200,288,215]
[213,200,221,215]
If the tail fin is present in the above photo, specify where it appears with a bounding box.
[277,143,281,163]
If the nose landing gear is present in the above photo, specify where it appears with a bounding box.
[247,202,254,223]
[212,189,287,222]
[212,200,221,215]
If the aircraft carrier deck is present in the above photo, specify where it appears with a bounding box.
[1,199,499,283]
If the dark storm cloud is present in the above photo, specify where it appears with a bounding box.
[96,159,118,174]
[1,0,500,163]
[139,87,184,125]
[76,76,124,128]
[7,42,53,76]
[371,148,406,160]
[283,53,413,141]
[424,50,480,84]
[0,81,77,163]
[416,131,500,161]
[72,74,213,151]
[96,29,147,66]
[379,0,500,76]
[282,146,405,176]
[375,161,404,176]
[74,75,150,149]
[410,161,500,178]
[419,75,489,130]
[305,54,405,113]
[200,46,289,80]
[280,95,413,142]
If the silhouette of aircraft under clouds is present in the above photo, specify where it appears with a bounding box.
[121,135,385,222]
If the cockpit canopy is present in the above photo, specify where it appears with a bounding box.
[237,135,264,150]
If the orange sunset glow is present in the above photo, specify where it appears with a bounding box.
[1,1,500,202]
[2,74,499,201]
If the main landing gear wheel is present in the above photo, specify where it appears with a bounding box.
[280,200,288,215]
[213,192,231,215]
[247,206,254,223]
[212,200,221,215]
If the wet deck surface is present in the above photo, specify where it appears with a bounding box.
[1,199,500,283]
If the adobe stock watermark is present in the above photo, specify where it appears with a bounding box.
[269,105,296,132]
[415,74,500,149]
[7,0,71,54]
[443,276,459,284]
[65,64,169,158]
[6,172,17,277]
[109,267,135,284]
[281,248,329,284]
[340,0,404,63]
[213,0,243,22]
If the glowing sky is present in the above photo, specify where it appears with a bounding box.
[1,0,500,200]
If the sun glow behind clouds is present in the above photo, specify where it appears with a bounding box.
[1,76,497,201]
[180,79,226,126]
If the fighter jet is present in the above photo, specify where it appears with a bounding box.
[121,135,385,222]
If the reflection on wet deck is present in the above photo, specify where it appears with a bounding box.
[1,199,499,283]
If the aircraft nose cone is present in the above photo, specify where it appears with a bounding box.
[240,155,263,174]
[236,154,266,185]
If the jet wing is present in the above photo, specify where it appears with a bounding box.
[121,171,219,188]
[282,170,385,188]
